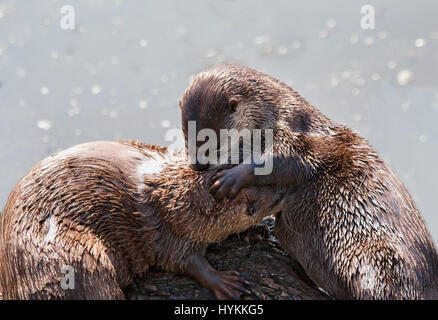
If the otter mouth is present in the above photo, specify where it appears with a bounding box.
[190,162,210,171]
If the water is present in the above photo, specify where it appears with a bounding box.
[0,0,437,241]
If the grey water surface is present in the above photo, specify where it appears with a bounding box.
[0,0,437,241]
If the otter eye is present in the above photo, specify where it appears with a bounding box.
[247,203,258,216]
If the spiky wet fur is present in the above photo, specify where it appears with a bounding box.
[0,140,280,299]
[180,64,438,299]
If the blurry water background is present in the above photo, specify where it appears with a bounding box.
[0,0,437,241]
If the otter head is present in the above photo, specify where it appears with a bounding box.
[239,186,284,219]
[180,65,278,171]
[202,184,285,244]
[180,72,239,171]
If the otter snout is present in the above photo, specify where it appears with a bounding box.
[190,161,210,171]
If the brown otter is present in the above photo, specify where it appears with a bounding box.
[179,64,438,299]
[0,140,283,300]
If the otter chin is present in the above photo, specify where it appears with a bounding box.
[0,140,284,300]
[179,64,438,299]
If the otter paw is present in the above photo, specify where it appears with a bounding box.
[210,165,254,201]
[209,270,251,300]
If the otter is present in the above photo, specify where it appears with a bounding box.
[179,64,438,299]
[0,140,283,300]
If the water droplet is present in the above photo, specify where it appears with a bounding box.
[138,100,148,109]
[363,36,374,45]
[69,98,79,107]
[326,19,336,29]
[139,39,148,47]
[292,40,302,49]
[160,120,170,128]
[401,102,410,111]
[277,46,288,55]
[72,87,83,95]
[261,45,273,55]
[16,68,26,78]
[37,119,53,130]
[160,74,169,83]
[378,31,388,40]
[397,70,414,86]
[350,34,359,44]
[352,88,360,96]
[387,61,397,69]
[67,105,80,117]
[50,51,59,59]
[90,85,102,95]
[253,35,269,45]
[18,99,27,107]
[371,73,381,81]
[42,16,51,26]
[74,129,82,136]
[40,86,50,95]
[356,78,366,87]
[419,135,428,143]
[319,30,328,39]
[109,110,119,119]
[175,25,188,36]
[330,75,339,87]
[415,38,426,48]
[341,70,352,79]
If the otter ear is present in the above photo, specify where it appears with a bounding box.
[179,99,182,109]
[229,98,239,113]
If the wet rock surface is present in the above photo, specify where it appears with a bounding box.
[125,218,330,300]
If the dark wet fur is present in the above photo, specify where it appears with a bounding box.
[180,64,438,299]
[0,140,281,299]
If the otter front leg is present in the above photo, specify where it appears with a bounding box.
[211,146,310,200]
[210,164,255,201]
[185,254,250,300]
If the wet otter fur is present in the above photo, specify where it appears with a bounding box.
[179,64,438,299]
[0,140,283,300]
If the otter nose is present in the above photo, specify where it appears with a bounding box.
[190,161,210,171]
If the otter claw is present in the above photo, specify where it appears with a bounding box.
[211,271,251,300]
[210,165,255,201]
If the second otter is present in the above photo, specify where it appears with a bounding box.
[180,64,438,299]
[0,140,283,299]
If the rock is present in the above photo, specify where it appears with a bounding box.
[125,218,331,300]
